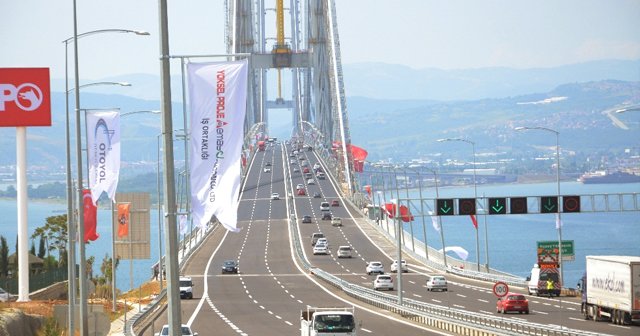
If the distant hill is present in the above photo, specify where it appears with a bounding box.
[343,59,640,100]
[347,80,640,161]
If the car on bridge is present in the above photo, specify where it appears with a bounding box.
[311,233,325,245]
[265,162,271,166]
[263,167,271,173]
[496,293,529,314]
[321,212,332,220]
[425,275,448,291]
[331,199,340,207]
[373,275,394,291]
[307,178,315,185]
[302,215,312,223]
[221,260,238,274]
[179,277,194,299]
[313,192,322,198]
[337,246,352,258]
[390,260,408,273]
[155,324,198,336]
[271,193,280,200]
[297,188,306,196]
[366,261,384,275]
[331,217,342,227]
[293,167,300,173]
[320,202,330,211]
[313,244,328,255]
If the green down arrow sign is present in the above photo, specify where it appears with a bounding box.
[488,198,506,215]
[436,199,454,216]
[541,196,558,213]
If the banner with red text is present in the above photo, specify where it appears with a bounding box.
[188,60,248,232]
[86,110,120,205]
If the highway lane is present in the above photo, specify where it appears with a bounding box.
[288,145,639,335]
[142,142,637,336]
[143,143,449,335]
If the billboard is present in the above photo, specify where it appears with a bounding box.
[114,192,150,260]
[0,68,51,127]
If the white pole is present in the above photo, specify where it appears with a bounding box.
[16,127,30,302]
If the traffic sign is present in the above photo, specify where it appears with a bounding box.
[540,196,558,213]
[436,199,454,216]
[493,281,509,297]
[458,198,476,215]
[562,195,581,213]
[537,240,575,261]
[488,197,507,215]
[509,197,528,214]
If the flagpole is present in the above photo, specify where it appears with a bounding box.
[111,200,116,312]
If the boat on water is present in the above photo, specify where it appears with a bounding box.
[578,170,640,184]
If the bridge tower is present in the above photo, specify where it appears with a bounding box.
[226,0,356,194]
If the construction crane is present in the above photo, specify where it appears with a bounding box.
[273,0,291,103]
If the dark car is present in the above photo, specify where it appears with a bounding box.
[496,293,529,314]
[302,215,312,223]
[221,260,238,274]
[265,162,271,166]
[322,212,332,220]
[313,192,322,198]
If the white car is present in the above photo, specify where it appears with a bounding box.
[390,260,408,273]
[366,261,384,275]
[155,324,198,336]
[331,217,342,227]
[313,244,328,255]
[337,246,352,258]
[179,276,194,299]
[320,201,330,211]
[271,193,280,200]
[315,238,328,246]
[263,167,271,173]
[296,183,304,190]
[307,178,315,185]
[373,274,394,291]
[426,275,448,291]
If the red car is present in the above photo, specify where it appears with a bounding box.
[331,199,339,207]
[303,167,310,173]
[496,293,529,314]
[297,188,306,196]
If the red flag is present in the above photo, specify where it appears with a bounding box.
[117,203,130,237]
[83,189,99,242]
[384,203,396,218]
[364,185,371,196]
[469,215,478,229]
[399,205,414,223]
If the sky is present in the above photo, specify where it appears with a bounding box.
[1,0,639,81]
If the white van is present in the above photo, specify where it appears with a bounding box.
[311,232,325,246]
[337,246,352,258]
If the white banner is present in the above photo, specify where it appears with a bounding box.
[189,60,248,232]
[86,110,120,205]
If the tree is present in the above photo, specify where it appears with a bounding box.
[37,236,46,259]
[30,241,36,256]
[31,215,68,262]
[99,254,119,285]
[0,236,8,277]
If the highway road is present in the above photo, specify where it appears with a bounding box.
[141,142,637,336]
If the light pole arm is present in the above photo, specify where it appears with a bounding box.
[62,29,149,44]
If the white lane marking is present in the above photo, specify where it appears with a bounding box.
[607,324,631,329]
[457,294,467,298]
[477,299,489,303]
[361,328,373,333]
[568,317,584,322]
[412,294,422,298]
[285,321,293,326]
[453,304,465,309]
[533,310,548,315]
[431,299,442,303]
[479,310,494,315]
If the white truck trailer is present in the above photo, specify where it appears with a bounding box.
[580,255,640,325]
[300,306,357,336]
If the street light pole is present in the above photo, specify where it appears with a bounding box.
[63,26,148,335]
[515,126,563,288]
[437,138,480,271]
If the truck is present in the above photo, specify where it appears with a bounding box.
[579,255,640,325]
[527,263,561,296]
[300,306,358,336]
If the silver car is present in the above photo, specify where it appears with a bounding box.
[373,274,394,291]
[366,261,384,275]
[426,275,448,291]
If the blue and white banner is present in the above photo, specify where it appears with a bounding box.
[188,60,248,232]
[86,109,120,205]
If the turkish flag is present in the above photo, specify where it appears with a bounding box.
[470,215,478,229]
[83,189,99,242]
[117,203,130,237]
[399,205,414,223]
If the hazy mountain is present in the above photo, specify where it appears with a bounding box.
[343,59,640,100]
